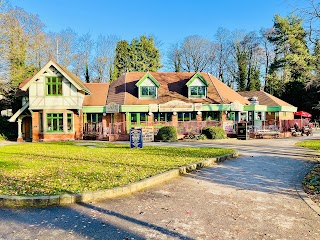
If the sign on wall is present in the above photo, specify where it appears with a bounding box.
[130,128,143,148]
[230,100,244,112]
[106,102,119,113]
[159,100,193,112]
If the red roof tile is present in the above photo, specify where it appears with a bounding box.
[83,83,109,106]
[107,72,250,105]
[238,90,295,107]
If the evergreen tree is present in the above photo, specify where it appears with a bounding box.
[247,65,261,90]
[235,42,248,91]
[111,35,161,81]
[111,40,130,81]
[267,14,312,86]
[314,40,320,78]
[85,63,90,83]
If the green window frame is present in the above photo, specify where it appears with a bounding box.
[153,113,172,122]
[39,112,43,132]
[47,113,63,132]
[141,86,156,98]
[86,113,102,123]
[190,86,206,97]
[46,77,62,96]
[131,113,138,123]
[67,113,73,132]
[202,111,220,121]
[178,112,197,121]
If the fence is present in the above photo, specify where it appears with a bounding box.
[83,122,103,139]
[280,119,311,132]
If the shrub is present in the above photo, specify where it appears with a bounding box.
[202,126,226,139]
[0,133,7,141]
[157,126,177,142]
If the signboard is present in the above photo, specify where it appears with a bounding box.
[142,127,154,142]
[230,100,244,112]
[130,128,143,148]
[106,102,119,113]
[194,103,202,112]
[148,104,158,113]
[223,121,236,134]
[159,100,193,112]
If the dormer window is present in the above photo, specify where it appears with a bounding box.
[186,73,209,98]
[136,73,160,99]
[141,86,156,97]
[190,86,206,97]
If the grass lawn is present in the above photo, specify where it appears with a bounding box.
[0,142,234,196]
[296,140,320,206]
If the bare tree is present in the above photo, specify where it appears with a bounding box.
[91,34,118,82]
[167,43,181,72]
[47,28,78,67]
[167,35,215,73]
[180,35,216,72]
[287,0,320,42]
[259,28,275,88]
[72,32,93,81]
[212,27,232,83]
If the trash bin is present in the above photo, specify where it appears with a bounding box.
[237,122,249,140]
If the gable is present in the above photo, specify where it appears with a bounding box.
[186,73,209,87]
[20,59,90,94]
[135,72,160,88]
[140,77,156,87]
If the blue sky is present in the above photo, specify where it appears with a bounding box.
[9,0,302,47]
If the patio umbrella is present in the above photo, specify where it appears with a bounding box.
[294,111,312,118]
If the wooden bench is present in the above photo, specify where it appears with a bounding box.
[255,129,280,139]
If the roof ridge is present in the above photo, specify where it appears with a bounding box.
[206,73,225,103]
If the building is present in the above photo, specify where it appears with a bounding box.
[9,60,297,142]
[238,90,297,131]
[9,59,90,142]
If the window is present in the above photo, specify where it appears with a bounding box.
[190,86,206,97]
[202,112,220,121]
[140,113,147,122]
[141,86,156,98]
[47,113,63,132]
[67,113,73,132]
[46,77,62,96]
[153,113,172,122]
[178,112,197,121]
[86,113,102,123]
[131,113,137,123]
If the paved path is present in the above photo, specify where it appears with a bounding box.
[1,135,320,239]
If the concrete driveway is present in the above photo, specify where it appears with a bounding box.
[0,134,320,239]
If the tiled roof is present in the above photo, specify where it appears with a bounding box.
[83,83,109,106]
[238,90,294,107]
[19,74,35,88]
[19,59,89,93]
[107,72,250,105]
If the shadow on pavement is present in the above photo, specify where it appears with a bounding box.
[0,205,144,240]
[185,154,316,198]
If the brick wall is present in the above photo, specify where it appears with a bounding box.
[32,112,40,142]
[39,133,75,142]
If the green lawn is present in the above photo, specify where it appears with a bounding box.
[296,140,320,205]
[0,142,234,196]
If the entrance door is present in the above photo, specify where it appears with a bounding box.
[24,116,32,141]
